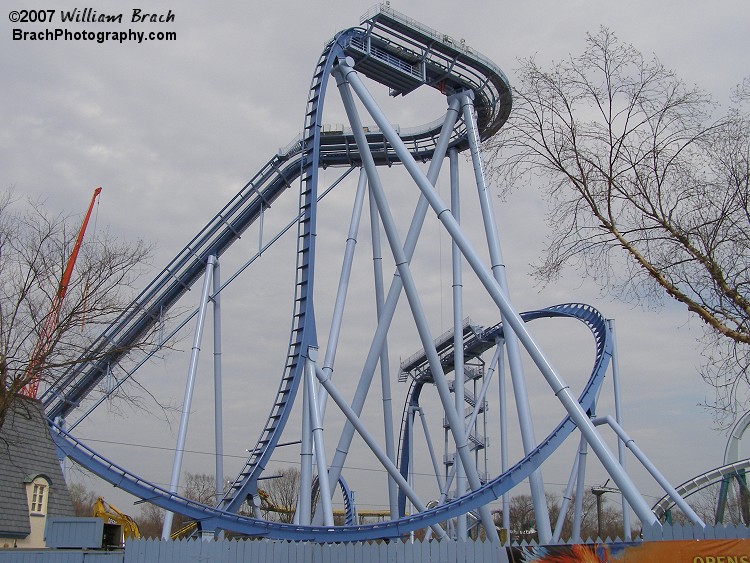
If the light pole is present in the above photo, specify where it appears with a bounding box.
[591,480,620,539]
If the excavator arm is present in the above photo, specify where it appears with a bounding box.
[92,496,141,541]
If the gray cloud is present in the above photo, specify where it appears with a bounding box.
[3,0,747,522]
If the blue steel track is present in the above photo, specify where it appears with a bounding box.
[46,6,613,541]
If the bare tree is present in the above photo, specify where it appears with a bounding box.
[506,493,537,542]
[182,472,219,506]
[260,467,300,523]
[496,493,563,543]
[137,502,165,539]
[168,472,226,536]
[68,481,98,517]
[484,28,750,424]
[497,492,624,544]
[0,190,151,430]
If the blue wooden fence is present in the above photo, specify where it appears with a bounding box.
[2,525,750,563]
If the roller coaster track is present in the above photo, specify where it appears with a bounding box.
[653,458,750,522]
[652,412,750,523]
[397,303,612,517]
[41,6,510,424]
[44,5,652,542]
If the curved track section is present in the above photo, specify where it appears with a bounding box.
[51,303,613,540]
[310,475,358,526]
[42,4,511,512]
[38,5,629,541]
[221,9,512,511]
[42,8,510,425]
[397,303,613,516]
[652,413,750,523]
[652,458,750,521]
[716,412,750,522]
[724,411,750,466]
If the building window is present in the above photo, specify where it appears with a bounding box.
[30,483,46,514]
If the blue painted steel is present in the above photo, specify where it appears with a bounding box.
[217,34,347,515]
[42,152,304,421]
[41,18,509,423]
[43,16,510,427]
[42,5,578,542]
[397,303,613,516]
[311,475,358,526]
[338,475,358,527]
[51,302,611,541]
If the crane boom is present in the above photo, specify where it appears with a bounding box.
[20,187,102,398]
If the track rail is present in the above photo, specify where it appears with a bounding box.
[43,8,510,424]
[397,303,613,516]
[51,300,613,540]
[43,4,538,541]
[653,458,750,521]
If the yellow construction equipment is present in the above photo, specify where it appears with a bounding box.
[170,520,198,540]
[92,496,141,542]
[169,489,394,539]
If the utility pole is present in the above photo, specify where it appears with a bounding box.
[591,479,619,539]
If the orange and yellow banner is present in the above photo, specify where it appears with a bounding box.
[507,539,750,562]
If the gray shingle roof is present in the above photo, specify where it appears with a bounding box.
[0,396,74,537]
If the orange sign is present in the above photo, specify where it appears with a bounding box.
[507,540,750,562]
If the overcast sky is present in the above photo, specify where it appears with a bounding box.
[3,0,750,522]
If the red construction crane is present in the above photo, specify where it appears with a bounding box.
[20,187,102,399]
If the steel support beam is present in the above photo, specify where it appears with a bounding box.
[162,255,216,539]
[337,59,658,529]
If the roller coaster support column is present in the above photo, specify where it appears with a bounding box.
[407,405,416,543]
[573,438,589,542]
[317,169,368,418]
[162,255,217,539]
[554,437,582,542]
[608,319,631,539]
[717,471,750,525]
[441,343,504,501]
[312,167,400,521]
[465,345,501,449]
[434,343,504,526]
[369,182,400,521]
[497,340,510,540]
[417,407,445,496]
[718,412,750,523]
[335,59,659,530]
[461,91,552,544]
[213,260,224,509]
[315,365,448,540]
[592,416,705,526]
[306,347,334,526]
[449,147,468,540]
[335,59,500,546]
[716,477,731,524]
[298,350,313,525]
[320,83,461,510]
